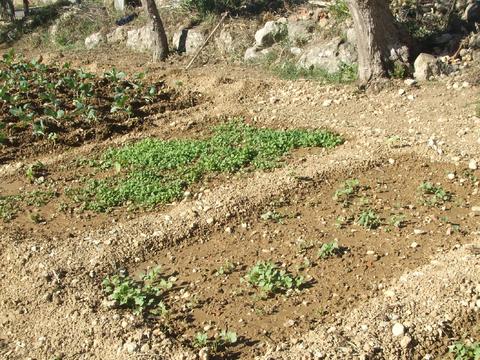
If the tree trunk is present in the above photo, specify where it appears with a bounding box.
[23,0,29,17]
[143,0,168,61]
[346,0,412,83]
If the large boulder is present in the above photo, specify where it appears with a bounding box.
[298,37,357,73]
[254,18,288,48]
[244,46,273,62]
[126,26,154,53]
[413,53,440,81]
[85,32,105,49]
[286,20,315,45]
[185,29,205,54]
[107,27,127,44]
[172,28,205,54]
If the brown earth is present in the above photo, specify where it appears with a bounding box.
[0,43,479,360]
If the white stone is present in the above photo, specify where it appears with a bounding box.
[414,53,440,81]
[85,32,105,50]
[127,26,154,53]
[447,173,455,180]
[469,159,478,170]
[411,242,419,248]
[392,323,405,337]
[400,335,412,348]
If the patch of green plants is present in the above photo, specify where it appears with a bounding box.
[193,329,238,352]
[449,341,480,360]
[70,121,343,212]
[244,261,304,295]
[0,190,55,221]
[329,0,350,21]
[269,59,358,83]
[357,208,381,229]
[0,195,19,222]
[102,267,174,316]
[389,62,408,79]
[318,241,340,259]
[419,181,452,207]
[0,51,167,145]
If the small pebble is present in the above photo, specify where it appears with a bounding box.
[392,323,405,337]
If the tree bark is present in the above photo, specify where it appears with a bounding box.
[143,0,169,61]
[23,0,29,17]
[346,0,412,83]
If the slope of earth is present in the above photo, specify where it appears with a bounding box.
[0,46,479,360]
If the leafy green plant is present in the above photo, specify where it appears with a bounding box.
[244,261,303,295]
[357,209,381,229]
[449,341,480,360]
[102,267,174,316]
[419,181,452,207]
[318,241,340,259]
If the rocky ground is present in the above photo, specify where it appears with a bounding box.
[1,2,480,360]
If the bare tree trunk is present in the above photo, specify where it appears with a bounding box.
[23,0,29,17]
[346,0,412,83]
[143,0,168,61]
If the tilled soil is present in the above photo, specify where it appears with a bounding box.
[1,46,480,360]
[134,155,480,359]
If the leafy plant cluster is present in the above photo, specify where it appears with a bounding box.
[69,120,343,212]
[449,341,480,360]
[102,267,175,316]
[244,261,304,295]
[0,51,164,145]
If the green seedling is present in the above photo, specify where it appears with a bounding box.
[102,266,174,316]
[318,241,340,259]
[357,209,380,229]
[25,161,47,183]
[215,261,236,276]
[260,210,285,223]
[449,341,480,360]
[193,330,238,352]
[389,214,406,228]
[419,181,452,207]
[334,178,360,205]
[244,261,303,295]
